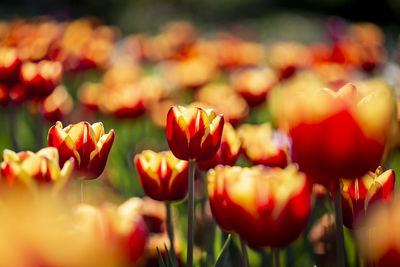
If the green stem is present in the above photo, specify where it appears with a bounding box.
[8,103,18,151]
[334,179,346,267]
[272,248,280,267]
[166,202,177,266]
[36,111,44,149]
[187,160,195,267]
[239,236,249,267]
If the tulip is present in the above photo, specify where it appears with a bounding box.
[230,67,278,106]
[166,105,223,267]
[237,123,289,168]
[207,165,312,248]
[47,121,115,179]
[272,81,395,184]
[134,150,189,201]
[20,60,62,98]
[75,197,148,264]
[195,84,248,126]
[339,166,395,229]
[166,105,224,162]
[0,46,21,85]
[78,82,104,111]
[197,122,241,170]
[0,147,73,195]
[40,85,73,122]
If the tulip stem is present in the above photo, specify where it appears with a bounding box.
[35,111,44,149]
[166,202,177,266]
[272,248,280,267]
[239,236,249,267]
[187,160,195,267]
[7,103,19,151]
[333,179,346,267]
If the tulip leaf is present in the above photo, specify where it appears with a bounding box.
[157,247,166,267]
[164,243,175,267]
[214,233,231,267]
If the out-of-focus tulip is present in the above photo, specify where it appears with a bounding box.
[102,63,141,90]
[230,67,278,106]
[271,81,395,184]
[197,123,241,170]
[135,150,189,201]
[0,84,7,106]
[237,123,289,168]
[78,82,104,111]
[195,83,249,125]
[20,60,62,98]
[312,63,352,91]
[268,42,311,79]
[149,99,178,129]
[166,106,224,161]
[75,197,148,265]
[0,46,21,84]
[40,85,73,122]
[207,165,312,248]
[0,147,73,195]
[339,166,395,229]
[47,121,115,179]
[308,213,336,261]
[161,56,217,89]
[356,197,400,266]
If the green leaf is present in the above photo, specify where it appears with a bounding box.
[164,243,174,267]
[157,247,166,267]
[214,233,232,267]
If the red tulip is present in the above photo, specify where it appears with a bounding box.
[237,123,289,168]
[47,121,115,179]
[20,60,62,98]
[207,165,312,248]
[166,106,224,161]
[135,150,189,201]
[197,122,241,170]
[271,81,395,184]
[339,166,395,229]
[0,46,21,85]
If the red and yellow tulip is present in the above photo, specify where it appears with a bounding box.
[207,165,312,248]
[47,121,115,179]
[166,106,224,161]
[135,150,189,201]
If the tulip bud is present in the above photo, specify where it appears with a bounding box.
[237,123,289,168]
[47,121,115,179]
[0,147,73,195]
[207,165,312,248]
[339,166,395,229]
[197,123,241,170]
[271,80,395,184]
[135,150,189,201]
[166,106,224,161]
[20,60,62,98]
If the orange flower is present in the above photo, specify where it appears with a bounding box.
[0,147,73,195]
[339,166,395,229]
[166,106,224,161]
[195,84,249,126]
[230,67,278,106]
[207,165,312,248]
[20,60,62,98]
[197,123,241,171]
[75,197,148,264]
[237,123,289,168]
[78,82,104,111]
[40,85,73,122]
[135,150,189,201]
[271,81,395,184]
[47,121,115,179]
